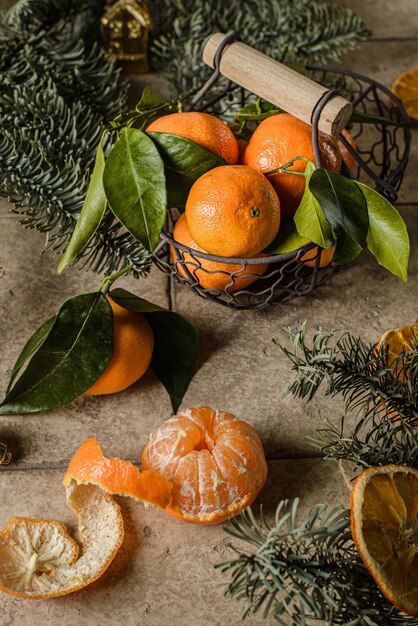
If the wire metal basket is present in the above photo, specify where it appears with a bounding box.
[152,36,411,310]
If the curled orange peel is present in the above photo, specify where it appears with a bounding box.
[63,438,172,510]
[0,480,124,599]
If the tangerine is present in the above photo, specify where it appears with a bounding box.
[301,246,335,268]
[85,297,154,396]
[171,213,268,292]
[242,113,341,218]
[185,165,281,257]
[146,111,239,164]
[142,406,268,524]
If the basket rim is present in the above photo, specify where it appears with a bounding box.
[158,231,316,264]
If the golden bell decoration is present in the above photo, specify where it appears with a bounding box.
[101,0,151,74]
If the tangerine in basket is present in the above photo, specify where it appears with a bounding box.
[185,165,281,257]
[300,246,335,268]
[85,296,154,396]
[171,213,268,292]
[350,465,418,616]
[146,111,239,164]
[141,406,268,524]
[242,113,341,218]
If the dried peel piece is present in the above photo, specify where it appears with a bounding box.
[0,480,124,599]
[63,438,172,509]
[351,465,418,616]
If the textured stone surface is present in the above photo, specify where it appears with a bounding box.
[0,0,417,624]
[0,460,346,626]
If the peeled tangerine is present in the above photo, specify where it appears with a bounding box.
[142,406,268,524]
[0,409,267,598]
[351,465,418,616]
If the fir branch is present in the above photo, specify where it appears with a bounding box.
[149,0,369,115]
[217,499,414,625]
[275,324,418,470]
[0,0,151,277]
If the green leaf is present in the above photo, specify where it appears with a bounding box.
[294,161,334,249]
[356,182,410,283]
[136,86,167,111]
[264,219,310,254]
[0,293,113,414]
[350,109,418,129]
[6,316,56,394]
[103,128,167,251]
[234,101,282,123]
[309,169,368,264]
[147,132,226,206]
[57,142,107,274]
[110,288,199,413]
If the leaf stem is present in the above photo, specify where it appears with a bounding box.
[264,156,311,176]
[98,265,133,294]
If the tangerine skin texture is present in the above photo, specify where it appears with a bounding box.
[146,111,239,165]
[301,246,335,268]
[85,297,154,396]
[141,406,268,524]
[171,213,268,291]
[64,438,172,509]
[185,165,281,257]
[243,113,341,218]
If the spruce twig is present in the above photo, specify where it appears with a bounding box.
[274,323,418,471]
[218,499,415,625]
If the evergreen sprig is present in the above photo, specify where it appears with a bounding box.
[218,499,414,625]
[0,0,152,277]
[274,323,418,470]
[149,0,369,113]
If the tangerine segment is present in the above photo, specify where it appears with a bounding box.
[171,213,268,292]
[185,165,281,258]
[350,465,418,616]
[0,481,124,599]
[243,113,341,218]
[64,438,172,509]
[391,68,418,120]
[85,297,154,396]
[141,407,268,524]
[146,112,239,164]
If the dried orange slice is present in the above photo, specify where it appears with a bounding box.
[351,465,418,616]
[63,438,172,509]
[0,480,123,599]
[391,68,418,120]
[377,324,418,381]
[142,406,268,524]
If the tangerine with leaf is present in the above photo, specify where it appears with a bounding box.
[146,111,239,164]
[242,113,341,218]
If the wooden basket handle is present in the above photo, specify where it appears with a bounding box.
[202,33,353,136]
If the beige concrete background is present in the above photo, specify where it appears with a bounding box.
[0,1,417,624]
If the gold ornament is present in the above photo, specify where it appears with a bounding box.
[101,0,151,73]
